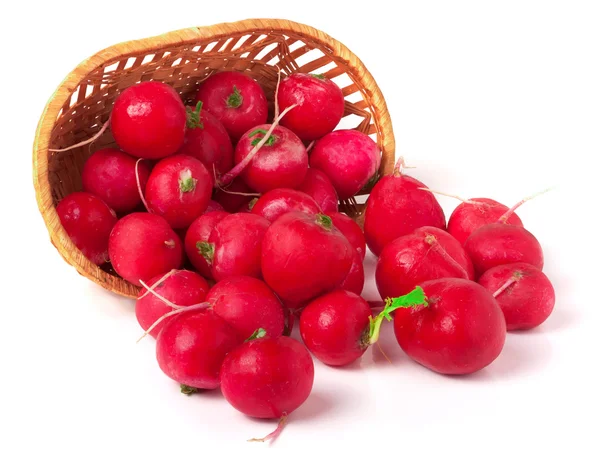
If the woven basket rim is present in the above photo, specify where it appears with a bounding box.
[32,18,396,298]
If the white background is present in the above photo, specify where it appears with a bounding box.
[1,1,599,451]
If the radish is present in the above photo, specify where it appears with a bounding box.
[213,178,255,213]
[111,81,187,159]
[178,101,233,177]
[56,192,117,266]
[135,270,209,338]
[81,148,150,214]
[108,212,183,285]
[262,212,354,309]
[205,200,225,213]
[251,188,321,223]
[338,249,365,295]
[230,125,308,193]
[309,130,381,199]
[277,73,345,141]
[194,71,268,141]
[393,278,506,375]
[363,158,446,256]
[327,212,366,260]
[220,330,314,442]
[198,213,270,281]
[479,263,555,330]
[206,276,285,339]
[376,226,474,300]
[297,168,339,213]
[184,211,229,278]
[145,155,213,229]
[156,310,241,391]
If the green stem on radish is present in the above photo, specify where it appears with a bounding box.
[250,131,277,147]
[196,241,214,264]
[226,86,243,108]
[315,213,333,231]
[248,198,259,210]
[310,73,326,80]
[179,169,197,193]
[186,101,204,129]
[245,328,267,342]
[180,384,200,396]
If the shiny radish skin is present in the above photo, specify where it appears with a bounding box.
[195,71,268,141]
[156,310,242,390]
[300,290,371,366]
[81,148,150,214]
[376,226,474,300]
[464,223,544,277]
[327,212,366,260]
[364,173,446,256]
[213,178,255,213]
[135,270,210,338]
[184,211,229,278]
[297,168,339,213]
[56,192,117,266]
[111,81,186,159]
[220,335,314,419]
[235,125,308,193]
[206,276,285,339]
[261,212,354,310]
[448,198,523,246]
[251,188,321,223]
[479,263,555,330]
[108,213,183,286]
[337,249,365,295]
[178,108,233,177]
[145,155,213,230]
[277,73,345,141]
[393,278,506,375]
[309,130,381,199]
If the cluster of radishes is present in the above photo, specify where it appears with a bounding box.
[55,68,555,442]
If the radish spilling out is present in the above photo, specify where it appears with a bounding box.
[53,66,559,444]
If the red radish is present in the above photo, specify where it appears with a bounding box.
[251,188,321,223]
[195,71,268,141]
[393,279,506,375]
[81,148,150,214]
[309,130,381,199]
[327,212,366,260]
[479,263,555,330]
[156,310,241,391]
[376,226,474,300]
[56,192,117,265]
[261,212,354,309]
[135,270,209,338]
[464,223,544,277]
[205,200,225,213]
[198,213,270,281]
[447,198,523,246]
[145,155,213,229]
[213,178,255,213]
[184,211,229,278]
[111,81,187,159]
[277,73,345,141]
[297,168,339,213]
[231,125,308,193]
[108,212,183,285]
[178,101,234,177]
[363,159,446,256]
[338,249,365,295]
[206,276,285,339]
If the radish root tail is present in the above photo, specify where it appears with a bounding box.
[498,186,556,223]
[135,158,151,212]
[248,414,288,443]
[49,121,109,152]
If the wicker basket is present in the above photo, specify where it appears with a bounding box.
[32,18,396,298]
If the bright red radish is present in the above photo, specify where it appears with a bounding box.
[213,178,255,213]
[261,212,354,309]
[111,81,186,159]
[135,270,209,338]
[195,71,268,141]
[178,102,233,177]
[205,200,225,213]
[206,276,285,339]
[277,73,345,141]
[251,188,320,223]
[338,249,365,295]
[56,192,117,266]
[81,148,150,214]
[479,263,555,330]
[156,310,241,391]
[184,211,229,278]
[108,213,183,285]
[297,168,339,213]
[376,226,474,300]
[393,279,506,375]
[309,130,381,199]
[364,160,446,256]
[198,213,270,281]
[327,212,366,260]
[145,155,213,229]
